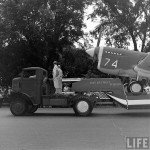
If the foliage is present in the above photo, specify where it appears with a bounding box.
[91,0,150,51]
[0,0,92,85]
[61,47,93,78]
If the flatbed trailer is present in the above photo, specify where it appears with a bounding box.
[9,67,150,117]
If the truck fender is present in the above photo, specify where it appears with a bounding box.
[9,91,33,105]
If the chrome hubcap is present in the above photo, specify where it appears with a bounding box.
[131,83,142,93]
[77,101,89,113]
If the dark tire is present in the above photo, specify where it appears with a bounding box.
[73,97,93,116]
[0,98,3,108]
[10,98,28,116]
[28,105,38,114]
[128,81,143,94]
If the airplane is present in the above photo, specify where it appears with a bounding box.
[86,46,150,94]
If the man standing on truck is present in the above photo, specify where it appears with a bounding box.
[53,61,62,94]
[57,63,63,93]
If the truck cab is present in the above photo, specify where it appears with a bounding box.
[10,67,96,116]
[12,67,48,104]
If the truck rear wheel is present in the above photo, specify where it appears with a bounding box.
[10,99,28,116]
[128,81,143,94]
[73,97,93,116]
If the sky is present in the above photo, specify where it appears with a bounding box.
[81,5,108,48]
[74,5,103,48]
[82,5,136,50]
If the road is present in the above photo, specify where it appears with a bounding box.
[0,107,150,150]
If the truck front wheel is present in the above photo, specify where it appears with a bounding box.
[28,105,38,114]
[73,97,93,116]
[10,99,28,116]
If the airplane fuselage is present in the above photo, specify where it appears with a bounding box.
[86,47,149,79]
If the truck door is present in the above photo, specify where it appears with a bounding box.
[21,70,38,104]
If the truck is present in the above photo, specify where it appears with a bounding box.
[9,67,150,117]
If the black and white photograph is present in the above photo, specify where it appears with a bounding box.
[0,0,150,149]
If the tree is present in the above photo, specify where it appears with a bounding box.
[91,0,150,52]
[61,47,93,77]
[0,0,91,85]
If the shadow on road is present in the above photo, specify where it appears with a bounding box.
[17,111,150,118]
[91,112,150,118]
[31,112,75,117]
[5,107,150,118]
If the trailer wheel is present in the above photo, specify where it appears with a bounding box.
[73,97,93,116]
[28,105,38,114]
[10,98,28,116]
[129,81,143,94]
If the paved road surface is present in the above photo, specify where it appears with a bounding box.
[0,107,150,150]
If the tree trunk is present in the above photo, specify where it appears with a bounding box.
[141,34,146,52]
[129,29,138,51]
[97,28,103,47]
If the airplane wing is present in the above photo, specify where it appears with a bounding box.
[134,53,150,78]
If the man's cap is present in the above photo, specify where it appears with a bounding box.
[53,61,58,64]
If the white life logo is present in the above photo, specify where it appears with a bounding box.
[104,58,118,68]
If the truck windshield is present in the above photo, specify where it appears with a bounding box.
[23,70,36,78]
